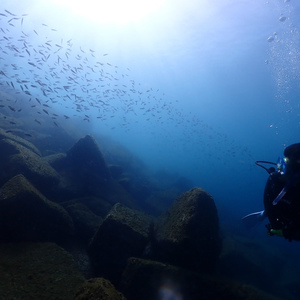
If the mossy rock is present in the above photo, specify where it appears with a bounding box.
[66,134,111,181]
[44,152,67,170]
[88,203,152,283]
[218,235,289,298]
[120,257,282,300]
[74,277,127,300]
[0,242,84,300]
[153,187,222,273]
[0,138,60,192]
[0,174,74,243]
[0,127,41,156]
[62,196,112,218]
[63,202,103,242]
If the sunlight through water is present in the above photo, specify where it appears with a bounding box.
[51,0,164,24]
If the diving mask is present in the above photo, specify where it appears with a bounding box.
[277,156,288,175]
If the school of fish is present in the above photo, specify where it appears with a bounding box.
[0,9,253,164]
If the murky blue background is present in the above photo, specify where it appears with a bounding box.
[1,0,300,262]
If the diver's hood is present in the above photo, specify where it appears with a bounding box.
[284,143,300,161]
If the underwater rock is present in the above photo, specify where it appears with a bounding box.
[63,202,103,243]
[44,136,135,206]
[63,196,113,218]
[142,188,182,217]
[0,127,41,156]
[107,165,134,192]
[0,242,84,300]
[218,235,288,298]
[108,164,124,180]
[93,176,135,207]
[66,134,111,182]
[153,187,222,273]
[49,135,110,197]
[44,152,67,170]
[50,134,112,197]
[74,277,127,300]
[120,257,282,300]
[0,174,74,243]
[88,203,152,284]
[30,127,76,156]
[0,137,60,193]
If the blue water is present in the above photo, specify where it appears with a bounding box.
[1,0,300,296]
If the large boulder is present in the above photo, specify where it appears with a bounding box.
[47,135,135,206]
[153,187,222,273]
[0,242,84,300]
[0,136,60,195]
[120,257,281,300]
[64,135,111,192]
[0,128,41,156]
[62,196,113,218]
[74,278,127,300]
[61,196,113,244]
[88,203,152,284]
[218,235,291,298]
[0,174,74,244]
[63,201,103,243]
[43,135,110,198]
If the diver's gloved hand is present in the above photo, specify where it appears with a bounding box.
[265,224,284,237]
[265,224,273,236]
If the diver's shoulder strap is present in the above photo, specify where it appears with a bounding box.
[273,170,300,205]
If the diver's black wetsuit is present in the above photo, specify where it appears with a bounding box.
[264,171,300,241]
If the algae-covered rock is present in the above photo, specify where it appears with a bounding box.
[49,135,135,207]
[218,235,289,298]
[0,138,60,193]
[63,196,112,218]
[63,202,103,243]
[100,178,135,207]
[88,203,152,284]
[0,242,84,300]
[120,257,282,300]
[0,174,74,243]
[0,127,41,156]
[154,187,222,273]
[66,134,111,183]
[44,152,67,169]
[74,277,127,300]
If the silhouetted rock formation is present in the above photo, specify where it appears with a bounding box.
[0,131,285,299]
[74,277,127,300]
[120,257,281,300]
[0,242,84,300]
[0,174,74,243]
[0,129,60,195]
[153,187,222,273]
[88,203,152,284]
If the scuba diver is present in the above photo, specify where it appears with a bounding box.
[243,143,300,242]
